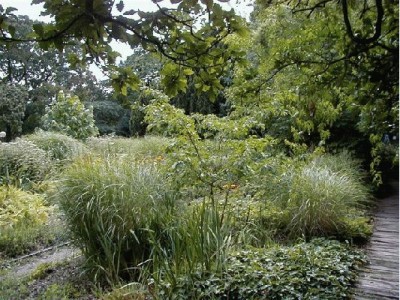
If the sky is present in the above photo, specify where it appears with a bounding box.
[1,0,254,21]
[1,0,253,78]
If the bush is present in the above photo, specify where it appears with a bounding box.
[41,91,99,140]
[0,139,52,188]
[54,154,176,284]
[23,130,88,163]
[156,239,366,299]
[0,186,53,256]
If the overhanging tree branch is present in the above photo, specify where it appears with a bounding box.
[342,0,384,44]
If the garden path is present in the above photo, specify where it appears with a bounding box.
[353,181,399,299]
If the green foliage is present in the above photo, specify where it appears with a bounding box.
[23,130,88,163]
[4,0,247,98]
[0,185,52,256]
[54,154,176,284]
[41,91,99,140]
[40,283,81,300]
[228,1,398,185]
[0,139,52,188]
[156,239,365,299]
[0,84,28,141]
[103,282,150,300]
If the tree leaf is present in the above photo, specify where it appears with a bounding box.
[116,1,124,12]
[33,23,44,36]
[5,7,17,14]
[123,9,137,15]
[183,68,194,76]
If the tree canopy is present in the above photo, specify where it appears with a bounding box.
[1,0,247,99]
[227,0,398,184]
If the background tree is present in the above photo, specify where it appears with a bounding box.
[0,84,28,141]
[1,0,247,100]
[228,0,398,185]
[0,13,110,134]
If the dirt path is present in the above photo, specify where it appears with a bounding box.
[1,244,79,280]
[353,181,399,299]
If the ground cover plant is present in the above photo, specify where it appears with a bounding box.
[155,239,366,299]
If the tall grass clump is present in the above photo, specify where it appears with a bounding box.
[150,200,234,298]
[265,153,371,240]
[86,136,168,159]
[23,130,88,163]
[54,154,177,284]
[0,185,53,256]
[0,139,52,188]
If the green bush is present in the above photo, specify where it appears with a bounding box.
[156,239,366,299]
[54,154,176,284]
[41,91,99,140]
[23,130,88,163]
[0,186,53,256]
[0,139,52,188]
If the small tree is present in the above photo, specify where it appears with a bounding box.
[41,91,98,140]
[0,84,28,142]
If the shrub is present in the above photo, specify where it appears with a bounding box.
[41,91,99,140]
[0,139,52,188]
[23,130,88,163]
[54,154,176,284]
[92,100,131,136]
[156,239,366,299]
[0,186,53,256]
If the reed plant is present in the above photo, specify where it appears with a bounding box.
[54,154,176,284]
[150,199,233,297]
[266,153,371,239]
